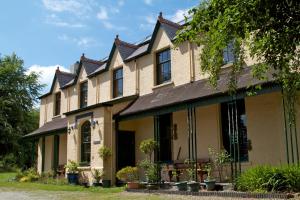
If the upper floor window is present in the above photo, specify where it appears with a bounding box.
[54,92,61,116]
[80,82,88,108]
[223,42,235,64]
[156,48,171,85]
[113,67,123,98]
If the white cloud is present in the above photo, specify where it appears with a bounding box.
[101,21,127,31]
[145,15,156,24]
[45,14,85,28]
[96,6,108,20]
[168,8,190,23]
[27,64,69,91]
[42,0,88,15]
[118,0,124,6]
[144,0,153,5]
[58,34,98,48]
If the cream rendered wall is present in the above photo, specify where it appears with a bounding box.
[172,105,221,161]
[44,136,53,172]
[39,99,46,127]
[59,134,67,165]
[245,92,286,166]
[119,117,154,163]
[138,54,154,96]
[37,138,43,174]
[68,85,78,111]
[99,70,111,102]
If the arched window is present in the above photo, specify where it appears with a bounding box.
[81,121,91,164]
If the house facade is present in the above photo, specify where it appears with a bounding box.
[25,13,300,184]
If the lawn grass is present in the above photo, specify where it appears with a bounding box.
[0,172,123,193]
[0,172,166,200]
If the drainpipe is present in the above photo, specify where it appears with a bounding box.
[188,42,195,82]
[96,76,100,103]
[44,98,47,123]
[135,59,139,94]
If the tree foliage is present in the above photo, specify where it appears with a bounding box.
[176,0,299,89]
[176,0,300,163]
[0,53,43,168]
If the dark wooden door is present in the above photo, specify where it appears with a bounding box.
[159,113,172,162]
[117,131,135,170]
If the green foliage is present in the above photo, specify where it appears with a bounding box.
[236,165,300,192]
[176,0,300,146]
[138,159,160,183]
[208,147,231,182]
[116,166,138,182]
[91,169,104,183]
[139,139,158,160]
[65,160,80,174]
[15,168,40,182]
[98,146,112,160]
[0,53,43,168]
[184,159,196,181]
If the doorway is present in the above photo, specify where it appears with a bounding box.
[158,113,172,162]
[117,131,135,170]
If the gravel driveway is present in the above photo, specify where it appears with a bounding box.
[0,187,293,200]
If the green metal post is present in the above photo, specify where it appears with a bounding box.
[282,91,290,164]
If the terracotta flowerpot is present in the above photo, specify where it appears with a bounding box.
[127,182,139,189]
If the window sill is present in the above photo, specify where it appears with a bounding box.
[152,81,174,90]
[78,166,91,170]
[111,95,123,101]
[52,115,61,119]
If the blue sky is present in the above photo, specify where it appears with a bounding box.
[0,0,198,93]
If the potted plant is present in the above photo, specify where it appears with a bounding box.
[91,168,103,187]
[208,147,231,182]
[98,145,112,188]
[116,166,139,189]
[65,160,80,185]
[139,139,160,190]
[185,159,200,192]
[138,159,160,190]
[139,139,158,161]
[203,163,216,191]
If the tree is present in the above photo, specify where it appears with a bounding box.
[176,0,300,163]
[0,53,43,168]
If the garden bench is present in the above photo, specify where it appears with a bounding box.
[163,158,210,182]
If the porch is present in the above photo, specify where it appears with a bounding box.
[116,89,294,183]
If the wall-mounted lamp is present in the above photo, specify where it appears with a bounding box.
[68,125,75,134]
[92,120,99,129]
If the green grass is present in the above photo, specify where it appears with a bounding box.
[0,172,166,200]
[0,172,123,193]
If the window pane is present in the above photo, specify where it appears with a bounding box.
[156,49,171,85]
[113,68,123,98]
[80,82,88,108]
[81,121,91,164]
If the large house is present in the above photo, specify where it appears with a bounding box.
[25,13,300,184]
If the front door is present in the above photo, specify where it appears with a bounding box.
[53,135,60,172]
[158,113,172,162]
[117,131,135,170]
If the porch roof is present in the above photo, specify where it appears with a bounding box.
[117,67,278,120]
[23,117,67,138]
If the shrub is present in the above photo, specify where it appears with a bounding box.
[138,159,160,183]
[139,139,157,160]
[98,146,112,161]
[65,160,80,174]
[0,153,17,170]
[15,168,40,182]
[236,165,300,192]
[116,166,139,182]
[91,168,104,183]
